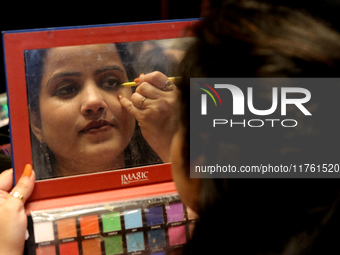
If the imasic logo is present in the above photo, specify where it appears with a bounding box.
[200,84,312,128]
[121,171,149,185]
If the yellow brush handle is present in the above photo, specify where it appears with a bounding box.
[121,77,179,87]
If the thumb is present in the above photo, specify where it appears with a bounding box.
[7,164,35,206]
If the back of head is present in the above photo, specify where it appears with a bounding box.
[181,1,340,79]
[177,1,340,254]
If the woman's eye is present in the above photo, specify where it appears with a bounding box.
[52,83,78,97]
[102,78,121,90]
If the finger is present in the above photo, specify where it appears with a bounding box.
[118,95,140,117]
[130,92,154,110]
[135,82,168,100]
[7,164,35,206]
[0,169,13,191]
[138,71,169,90]
[0,169,13,205]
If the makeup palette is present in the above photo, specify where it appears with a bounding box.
[3,20,199,255]
[31,194,196,255]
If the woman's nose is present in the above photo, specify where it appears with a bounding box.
[80,82,108,116]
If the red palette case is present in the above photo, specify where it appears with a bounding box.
[3,19,199,255]
[3,19,198,204]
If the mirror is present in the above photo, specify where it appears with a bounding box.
[24,38,192,180]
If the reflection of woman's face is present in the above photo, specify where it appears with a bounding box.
[34,44,135,176]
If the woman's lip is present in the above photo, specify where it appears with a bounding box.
[80,119,114,133]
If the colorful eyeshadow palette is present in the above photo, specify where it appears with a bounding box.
[30,194,196,255]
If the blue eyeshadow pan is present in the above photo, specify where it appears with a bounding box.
[126,232,145,252]
[124,209,143,229]
[145,206,164,226]
[148,229,166,249]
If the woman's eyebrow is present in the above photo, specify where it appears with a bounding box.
[46,72,82,87]
[94,65,125,75]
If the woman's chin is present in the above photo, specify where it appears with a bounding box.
[54,146,126,176]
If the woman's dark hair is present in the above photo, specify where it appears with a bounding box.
[177,1,340,254]
[25,43,161,179]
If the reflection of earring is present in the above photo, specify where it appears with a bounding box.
[40,137,53,176]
